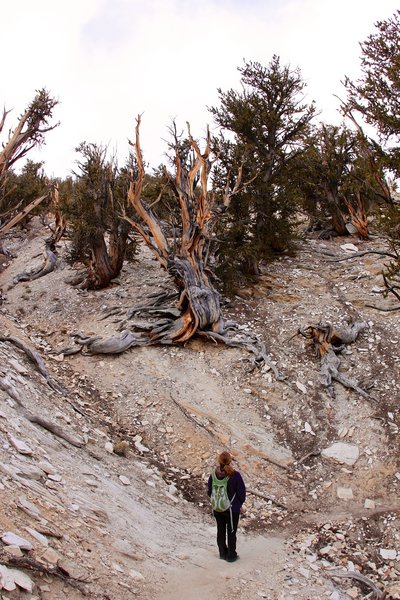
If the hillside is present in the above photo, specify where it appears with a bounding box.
[0,219,399,600]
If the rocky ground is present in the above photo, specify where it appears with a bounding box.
[0,219,399,600]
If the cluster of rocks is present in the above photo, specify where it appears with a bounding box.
[291,516,400,599]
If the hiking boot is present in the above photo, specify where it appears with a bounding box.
[226,555,239,563]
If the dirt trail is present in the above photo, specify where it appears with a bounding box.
[159,535,292,600]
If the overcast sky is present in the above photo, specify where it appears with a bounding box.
[1,0,399,178]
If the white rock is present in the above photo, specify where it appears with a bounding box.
[320,545,334,555]
[296,381,307,394]
[119,475,131,485]
[165,492,179,503]
[364,498,376,509]
[298,567,310,579]
[1,532,33,550]
[11,568,34,592]
[321,442,359,466]
[105,442,114,453]
[7,434,33,455]
[0,564,16,591]
[345,223,358,234]
[340,243,358,252]
[379,548,397,561]
[18,495,41,519]
[134,440,150,453]
[337,487,354,500]
[168,483,178,495]
[15,463,43,480]
[129,569,145,581]
[37,461,57,475]
[304,422,315,435]
[25,527,49,547]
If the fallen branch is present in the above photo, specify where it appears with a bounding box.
[365,303,400,312]
[25,413,85,448]
[329,570,387,599]
[247,487,288,510]
[329,249,398,262]
[297,450,321,465]
[0,551,91,595]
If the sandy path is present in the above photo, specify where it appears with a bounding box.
[158,533,290,600]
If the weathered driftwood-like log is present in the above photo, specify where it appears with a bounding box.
[73,330,149,354]
[299,321,371,399]
[329,570,387,599]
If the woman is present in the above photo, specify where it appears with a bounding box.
[207,451,246,562]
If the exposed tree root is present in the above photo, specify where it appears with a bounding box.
[66,317,279,373]
[298,320,372,399]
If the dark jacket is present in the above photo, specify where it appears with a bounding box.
[207,469,246,513]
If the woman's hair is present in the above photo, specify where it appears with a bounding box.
[218,451,235,478]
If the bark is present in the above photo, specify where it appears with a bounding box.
[326,189,348,236]
[79,223,130,290]
[344,191,369,240]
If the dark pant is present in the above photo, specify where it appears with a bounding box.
[213,510,240,559]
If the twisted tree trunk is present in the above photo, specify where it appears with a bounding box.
[68,117,278,373]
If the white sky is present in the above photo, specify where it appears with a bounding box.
[1,0,399,178]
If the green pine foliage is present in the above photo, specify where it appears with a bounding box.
[209,56,316,289]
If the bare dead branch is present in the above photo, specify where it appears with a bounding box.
[247,487,288,510]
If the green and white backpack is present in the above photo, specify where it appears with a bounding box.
[210,469,235,512]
